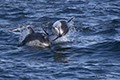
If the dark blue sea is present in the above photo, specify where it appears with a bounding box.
[0,0,120,80]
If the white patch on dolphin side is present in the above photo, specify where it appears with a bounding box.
[52,27,59,36]
[52,21,62,36]
[26,40,49,47]
[59,27,63,35]
[53,21,62,28]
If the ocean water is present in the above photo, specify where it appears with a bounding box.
[0,0,120,80]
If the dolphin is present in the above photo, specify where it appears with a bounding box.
[42,17,74,41]
[18,27,50,48]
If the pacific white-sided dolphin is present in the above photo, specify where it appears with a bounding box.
[42,17,74,41]
[18,27,50,48]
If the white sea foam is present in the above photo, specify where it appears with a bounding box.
[19,25,31,42]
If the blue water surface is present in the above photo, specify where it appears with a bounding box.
[0,0,120,80]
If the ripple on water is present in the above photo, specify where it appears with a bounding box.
[0,0,120,80]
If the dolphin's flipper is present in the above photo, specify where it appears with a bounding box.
[52,36,60,41]
[68,16,74,23]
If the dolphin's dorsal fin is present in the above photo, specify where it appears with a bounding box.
[28,27,34,34]
[42,27,49,35]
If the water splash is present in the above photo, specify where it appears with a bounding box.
[19,25,32,43]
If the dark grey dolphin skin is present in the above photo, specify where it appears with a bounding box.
[18,27,50,48]
[42,17,74,41]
